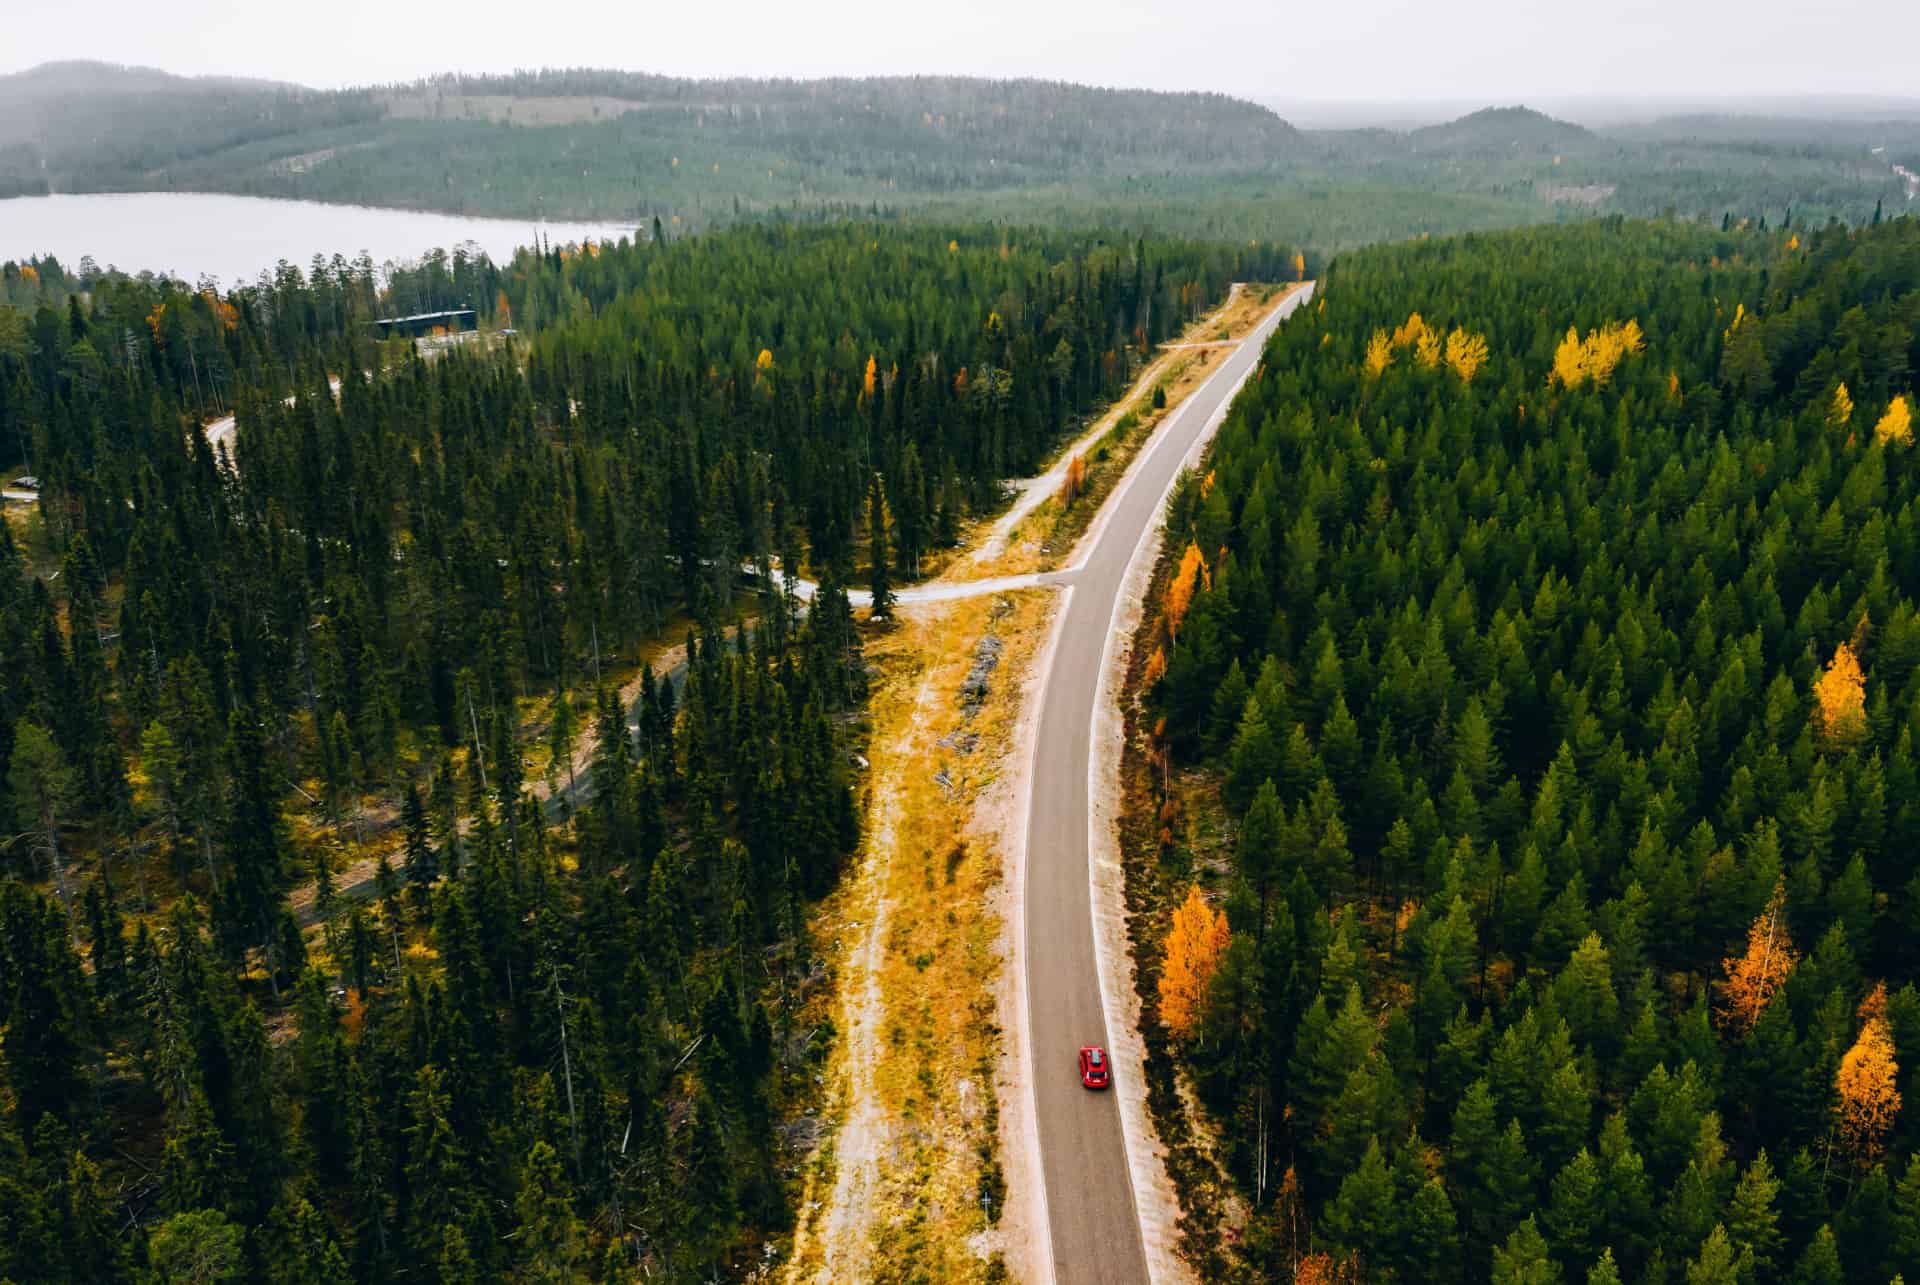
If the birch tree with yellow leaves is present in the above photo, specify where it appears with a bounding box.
[1718,878,1797,1034]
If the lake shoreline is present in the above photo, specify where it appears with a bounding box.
[0,190,637,285]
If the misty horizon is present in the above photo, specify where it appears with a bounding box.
[5,0,1917,106]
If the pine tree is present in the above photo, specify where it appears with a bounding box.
[1545,1149,1604,1272]
[867,471,894,619]
[1726,1149,1783,1274]
[515,1140,585,1283]
[1492,1215,1561,1285]
[1787,1225,1842,1285]
[0,887,87,1133]
[1324,1136,1395,1265]
[1684,1226,1749,1285]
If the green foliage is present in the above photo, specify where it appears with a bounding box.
[0,218,1277,1276]
[1154,214,1920,1279]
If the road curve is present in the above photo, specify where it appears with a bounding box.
[1024,284,1315,1284]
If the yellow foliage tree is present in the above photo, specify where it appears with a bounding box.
[862,354,878,399]
[1164,542,1208,641]
[1391,312,1429,350]
[1874,394,1913,448]
[1551,327,1586,388]
[1718,877,1797,1033]
[1158,884,1230,1040]
[1445,328,1489,384]
[1364,330,1394,380]
[1829,382,1854,429]
[1414,328,1442,370]
[1836,983,1902,1164]
[145,303,167,347]
[1551,320,1647,389]
[1293,252,1306,281]
[755,348,774,371]
[1813,640,1868,748]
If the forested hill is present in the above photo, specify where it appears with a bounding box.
[1,61,1907,245]
[1407,106,1593,153]
[0,60,1294,207]
[1138,214,1920,1280]
[0,61,377,200]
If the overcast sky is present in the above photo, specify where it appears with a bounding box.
[5,0,1917,103]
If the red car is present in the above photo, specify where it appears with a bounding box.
[1079,1046,1111,1089]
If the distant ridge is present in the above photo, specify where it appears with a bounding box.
[0,59,305,100]
[1410,105,1593,151]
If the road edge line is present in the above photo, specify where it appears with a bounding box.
[1081,285,1312,1283]
[1013,583,1071,1285]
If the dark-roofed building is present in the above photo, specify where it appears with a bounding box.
[372,309,476,339]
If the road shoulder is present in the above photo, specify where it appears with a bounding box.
[1079,284,1311,1282]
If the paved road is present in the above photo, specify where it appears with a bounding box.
[1024,284,1314,1284]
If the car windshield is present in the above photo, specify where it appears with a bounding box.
[1089,1051,1103,1066]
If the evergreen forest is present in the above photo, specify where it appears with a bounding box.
[0,221,1279,1280]
[1142,213,1920,1282]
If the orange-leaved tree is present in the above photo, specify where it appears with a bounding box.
[862,354,878,399]
[1159,884,1229,1040]
[1812,640,1868,748]
[1142,645,1168,691]
[1717,877,1797,1033]
[1835,982,1901,1164]
[1059,453,1088,507]
[1164,541,1209,642]
[1293,252,1306,282]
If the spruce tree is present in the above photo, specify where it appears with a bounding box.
[867,470,894,619]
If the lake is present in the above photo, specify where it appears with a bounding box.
[0,191,637,285]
